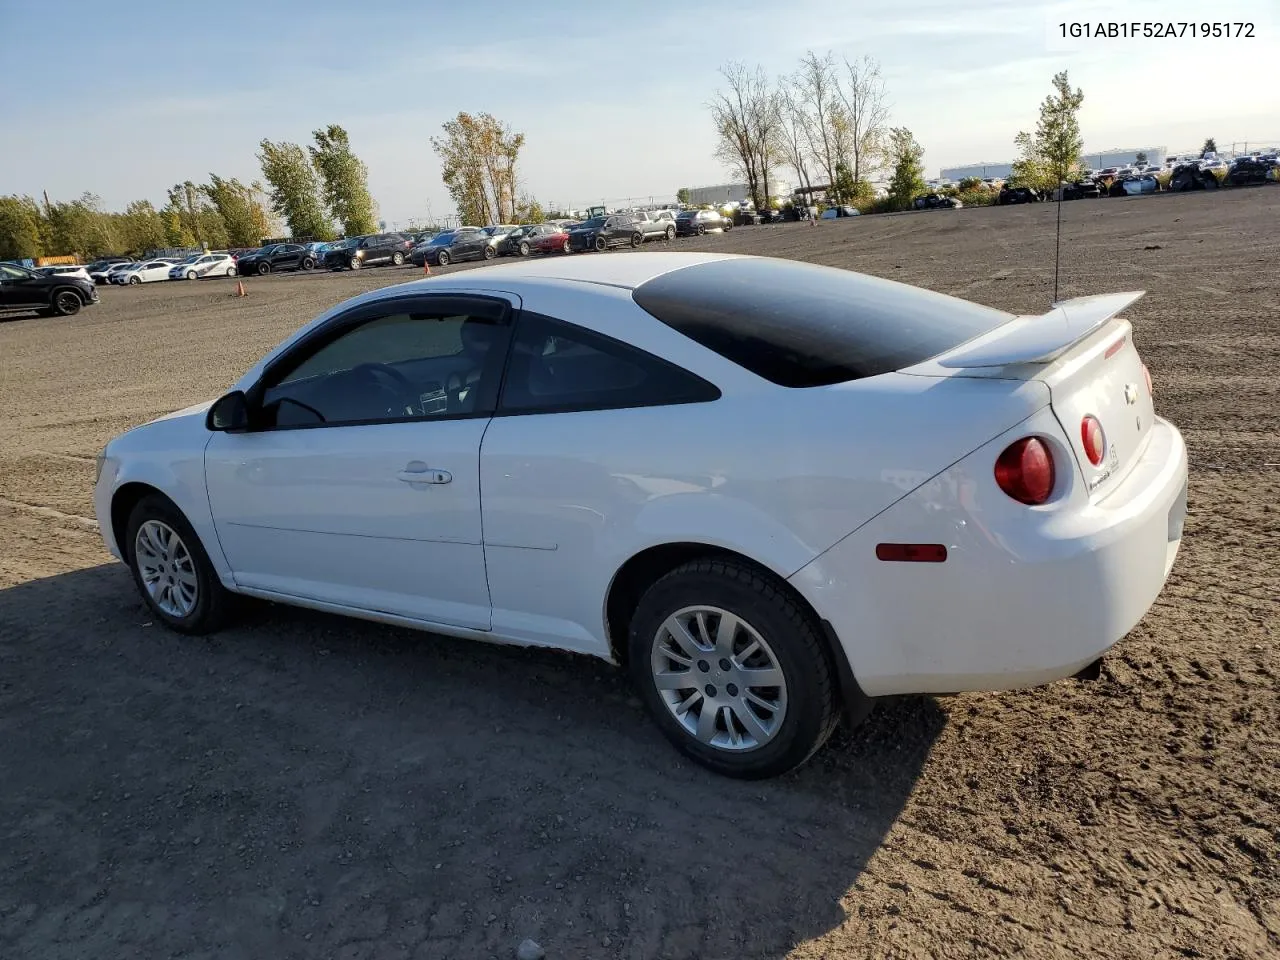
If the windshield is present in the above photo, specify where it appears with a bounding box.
[330,237,359,250]
[577,218,606,229]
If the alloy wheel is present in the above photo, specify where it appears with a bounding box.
[649,605,788,751]
[134,520,198,618]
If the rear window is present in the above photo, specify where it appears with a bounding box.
[631,257,1012,387]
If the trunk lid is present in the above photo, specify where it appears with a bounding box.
[904,291,1155,501]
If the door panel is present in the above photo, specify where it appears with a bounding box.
[206,420,492,628]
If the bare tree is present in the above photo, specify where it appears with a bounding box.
[709,62,772,209]
[747,85,782,209]
[775,80,814,202]
[796,51,840,191]
[837,55,891,185]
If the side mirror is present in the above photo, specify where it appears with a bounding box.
[206,390,250,432]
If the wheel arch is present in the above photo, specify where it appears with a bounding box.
[53,283,88,304]
[109,481,174,560]
[603,541,869,722]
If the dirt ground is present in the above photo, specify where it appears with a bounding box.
[1,190,1277,960]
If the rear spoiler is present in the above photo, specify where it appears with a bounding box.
[936,291,1145,368]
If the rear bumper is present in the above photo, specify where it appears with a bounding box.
[789,412,1188,697]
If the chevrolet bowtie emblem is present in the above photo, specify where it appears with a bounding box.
[1124,383,1139,405]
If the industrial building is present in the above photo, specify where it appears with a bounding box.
[685,180,792,205]
[940,146,1167,182]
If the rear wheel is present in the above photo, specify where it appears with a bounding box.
[665,225,675,240]
[630,232,643,248]
[437,250,451,266]
[225,265,236,276]
[51,290,83,316]
[628,558,839,779]
[392,251,405,265]
[349,256,361,270]
[257,262,271,276]
[483,245,496,260]
[125,494,234,635]
[128,275,141,285]
[300,257,315,271]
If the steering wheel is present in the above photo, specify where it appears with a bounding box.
[348,363,418,416]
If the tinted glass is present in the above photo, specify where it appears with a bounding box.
[0,264,30,280]
[263,306,508,426]
[499,312,719,413]
[632,258,1012,387]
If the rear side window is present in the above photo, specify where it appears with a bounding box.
[632,257,1012,387]
[498,312,720,414]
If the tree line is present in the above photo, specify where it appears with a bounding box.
[0,124,378,261]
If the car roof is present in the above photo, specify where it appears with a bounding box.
[406,251,740,292]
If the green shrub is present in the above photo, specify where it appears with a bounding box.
[956,188,996,207]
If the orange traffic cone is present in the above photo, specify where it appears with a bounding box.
[235,279,246,297]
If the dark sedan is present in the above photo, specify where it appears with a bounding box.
[566,215,644,252]
[235,242,318,276]
[0,261,99,318]
[322,233,414,270]
[418,227,493,266]
[674,209,732,236]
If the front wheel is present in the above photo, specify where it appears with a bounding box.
[51,290,83,316]
[349,256,361,270]
[665,225,675,240]
[483,245,496,261]
[630,232,643,248]
[186,270,197,280]
[128,275,141,285]
[436,250,451,266]
[392,251,405,265]
[301,257,315,271]
[593,234,608,252]
[125,494,234,635]
[518,241,531,257]
[257,262,271,276]
[628,558,840,779]
[225,266,236,276]
[561,240,571,254]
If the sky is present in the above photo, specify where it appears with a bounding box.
[3,0,1277,225]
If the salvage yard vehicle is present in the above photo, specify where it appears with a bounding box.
[997,185,1042,204]
[93,252,1188,780]
[323,233,414,270]
[508,224,570,256]
[567,215,645,252]
[171,253,238,280]
[632,210,678,241]
[415,227,489,266]
[674,209,731,235]
[236,243,317,276]
[529,224,572,255]
[114,258,182,284]
[0,261,99,317]
[93,261,137,284]
[1226,154,1280,186]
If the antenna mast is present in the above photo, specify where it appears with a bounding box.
[1052,176,1064,304]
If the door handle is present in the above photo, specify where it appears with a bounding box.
[397,462,451,485]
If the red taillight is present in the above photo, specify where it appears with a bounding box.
[1142,363,1153,396]
[1080,415,1105,466]
[994,437,1055,505]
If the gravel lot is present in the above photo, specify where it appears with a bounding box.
[1,190,1277,959]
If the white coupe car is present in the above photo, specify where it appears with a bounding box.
[168,253,238,280]
[114,259,181,284]
[93,253,1188,778]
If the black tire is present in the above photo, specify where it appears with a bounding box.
[696,223,706,236]
[518,241,531,257]
[628,558,839,779]
[392,251,405,265]
[51,289,83,316]
[124,494,234,635]
[561,240,571,254]
[1201,172,1219,190]
[483,245,496,261]
[300,257,315,271]
[665,225,675,240]
[630,232,643,248]
[723,221,733,232]
[437,250,451,266]
[225,266,237,277]
[257,261,271,276]
[593,234,608,252]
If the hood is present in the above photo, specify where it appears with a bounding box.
[148,399,215,425]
